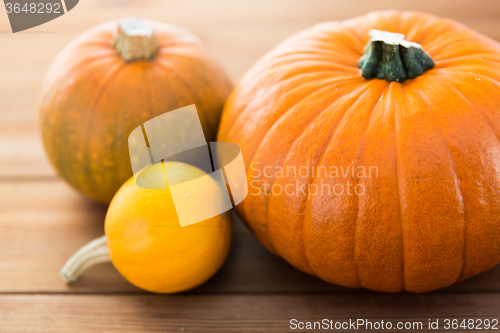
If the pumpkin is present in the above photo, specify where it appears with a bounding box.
[39,18,232,203]
[217,10,500,293]
[60,162,232,293]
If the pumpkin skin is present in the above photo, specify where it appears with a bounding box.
[105,162,232,293]
[39,19,232,203]
[217,11,500,293]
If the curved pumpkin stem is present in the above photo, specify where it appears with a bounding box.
[60,235,110,283]
[358,29,435,82]
[112,18,160,62]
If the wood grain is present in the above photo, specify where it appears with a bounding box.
[0,294,499,332]
[0,123,54,178]
[1,0,500,178]
[1,180,500,294]
[1,0,500,331]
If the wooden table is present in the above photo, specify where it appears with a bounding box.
[1,0,500,331]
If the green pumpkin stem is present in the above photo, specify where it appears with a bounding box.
[358,29,435,83]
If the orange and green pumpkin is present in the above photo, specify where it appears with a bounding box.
[39,18,232,203]
[218,11,500,292]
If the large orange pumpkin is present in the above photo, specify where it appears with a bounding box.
[218,11,500,292]
[39,18,232,203]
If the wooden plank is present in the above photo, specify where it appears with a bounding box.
[1,0,500,178]
[0,180,137,292]
[0,179,339,293]
[1,179,500,294]
[0,123,55,178]
[0,293,499,332]
[1,1,499,330]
